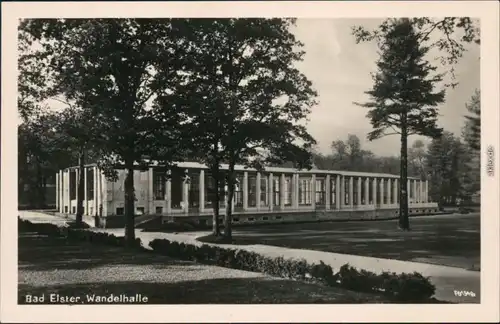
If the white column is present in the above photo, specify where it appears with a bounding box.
[280,174,286,210]
[336,175,341,209]
[58,170,62,213]
[268,173,273,210]
[387,178,392,205]
[348,177,353,207]
[59,170,64,213]
[148,167,154,214]
[96,169,101,216]
[99,171,107,217]
[84,168,88,215]
[66,170,71,211]
[364,177,369,205]
[93,167,97,208]
[183,172,189,214]
[357,177,362,206]
[55,173,59,212]
[325,175,331,209]
[199,170,205,213]
[372,178,377,206]
[165,173,172,214]
[74,169,79,213]
[393,178,398,205]
[256,172,261,211]
[311,174,316,209]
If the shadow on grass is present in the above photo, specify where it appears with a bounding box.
[18,234,192,271]
[198,214,480,270]
[18,277,398,304]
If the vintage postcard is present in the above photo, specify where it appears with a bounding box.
[1,0,499,323]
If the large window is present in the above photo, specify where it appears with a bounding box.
[86,168,94,200]
[315,178,326,205]
[205,171,226,209]
[330,177,336,207]
[248,174,257,207]
[353,177,359,205]
[153,170,166,200]
[234,174,244,208]
[298,178,312,205]
[188,170,200,208]
[368,178,374,204]
[260,176,268,207]
[171,168,184,209]
[273,176,280,206]
[284,176,292,206]
[360,178,366,204]
[69,170,77,200]
[344,177,350,205]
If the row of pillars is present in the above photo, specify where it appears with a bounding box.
[56,167,429,215]
[56,166,102,215]
[154,170,429,213]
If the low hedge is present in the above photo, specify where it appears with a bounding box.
[148,238,436,302]
[18,217,436,302]
[18,217,142,249]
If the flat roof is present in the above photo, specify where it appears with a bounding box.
[61,161,421,180]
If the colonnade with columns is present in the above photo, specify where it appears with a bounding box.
[56,164,432,217]
[56,166,103,216]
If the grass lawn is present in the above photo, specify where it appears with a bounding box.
[18,232,392,304]
[199,213,480,270]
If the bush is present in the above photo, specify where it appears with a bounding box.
[336,264,435,301]
[147,238,436,302]
[19,219,142,249]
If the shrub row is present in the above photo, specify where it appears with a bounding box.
[18,217,436,302]
[148,238,436,302]
[18,217,142,249]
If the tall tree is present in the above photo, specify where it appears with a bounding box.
[20,19,191,245]
[176,18,317,240]
[18,112,66,208]
[462,90,481,151]
[54,102,103,226]
[354,19,445,230]
[461,90,481,202]
[426,131,469,206]
[18,24,51,122]
[353,17,480,88]
[408,139,427,178]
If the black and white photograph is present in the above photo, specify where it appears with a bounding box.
[1,1,499,323]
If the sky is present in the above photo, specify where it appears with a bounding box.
[291,18,480,156]
[30,18,480,158]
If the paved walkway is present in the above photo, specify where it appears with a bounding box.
[18,211,480,303]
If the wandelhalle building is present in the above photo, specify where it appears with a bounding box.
[55,161,439,227]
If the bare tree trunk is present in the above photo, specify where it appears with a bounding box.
[41,175,47,208]
[211,165,222,236]
[124,160,136,245]
[75,148,85,226]
[35,160,43,208]
[223,164,236,240]
[399,125,410,231]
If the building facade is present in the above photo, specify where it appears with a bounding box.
[55,161,439,227]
